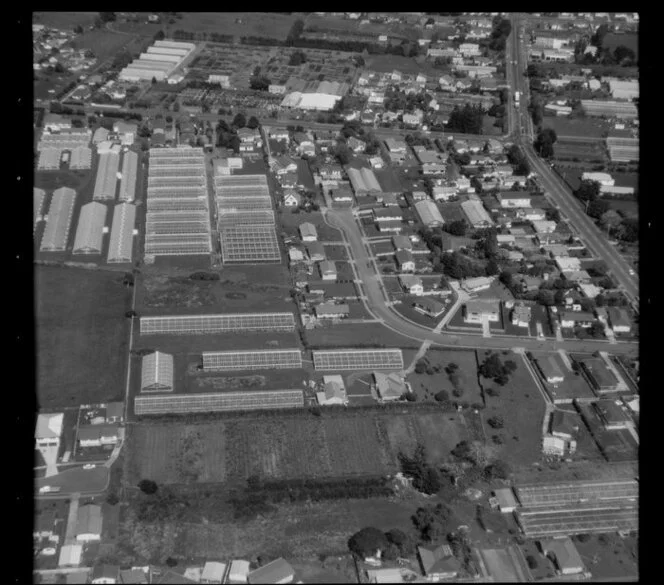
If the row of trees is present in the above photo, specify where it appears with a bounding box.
[574,180,638,242]
[506,144,531,176]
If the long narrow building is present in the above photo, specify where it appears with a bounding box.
[40,187,76,251]
[107,202,136,263]
[93,152,120,200]
[119,151,138,202]
[34,188,45,232]
[73,202,107,255]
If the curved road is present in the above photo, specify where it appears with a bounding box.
[324,208,637,357]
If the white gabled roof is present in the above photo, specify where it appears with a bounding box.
[35,413,64,440]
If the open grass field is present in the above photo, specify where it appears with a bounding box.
[407,349,483,405]
[543,117,608,139]
[33,12,98,29]
[177,12,297,41]
[304,322,418,349]
[607,198,638,219]
[36,266,130,408]
[127,411,469,487]
[478,350,547,468]
[374,167,403,192]
[69,30,138,61]
[574,533,638,579]
[279,210,343,242]
[603,33,638,58]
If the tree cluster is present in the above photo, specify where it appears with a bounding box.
[534,127,557,158]
[506,144,531,177]
[488,17,512,52]
[478,352,517,386]
[440,251,486,280]
[399,444,441,495]
[446,104,486,135]
[412,503,454,542]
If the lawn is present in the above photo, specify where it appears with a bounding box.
[177,12,297,40]
[36,266,130,409]
[607,199,638,219]
[574,533,638,579]
[279,210,343,242]
[323,244,349,261]
[543,117,607,138]
[603,33,638,58]
[407,349,483,406]
[477,350,547,468]
[438,202,466,223]
[69,30,137,61]
[529,352,596,403]
[304,323,418,349]
[374,167,403,192]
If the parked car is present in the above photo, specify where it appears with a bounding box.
[83,464,96,470]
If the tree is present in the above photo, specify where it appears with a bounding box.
[435,390,450,403]
[154,30,165,41]
[534,127,557,158]
[348,527,389,559]
[249,75,270,91]
[451,440,473,461]
[479,353,503,380]
[445,220,467,237]
[575,180,600,203]
[526,555,538,570]
[288,50,307,66]
[599,209,622,236]
[484,459,511,480]
[172,101,180,112]
[385,528,412,555]
[536,289,555,306]
[485,259,500,277]
[412,504,453,542]
[138,479,158,495]
[99,12,116,23]
[587,199,610,220]
[486,387,500,397]
[247,116,260,130]
[613,45,636,65]
[232,113,247,129]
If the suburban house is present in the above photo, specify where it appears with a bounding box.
[580,358,620,393]
[413,297,447,319]
[77,424,120,448]
[463,299,501,324]
[299,222,318,242]
[607,307,632,334]
[559,310,595,329]
[399,274,424,296]
[498,193,532,208]
[319,164,343,180]
[418,544,461,581]
[227,560,251,584]
[91,564,120,584]
[347,136,365,153]
[35,412,64,450]
[432,186,457,201]
[201,561,227,584]
[380,192,399,206]
[75,504,103,542]
[492,488,519,513]
[278,171,300,189]
[461,276,493,293]
[104,402,124,424]
[392,235,413,251]
[395,249,416,272]
[539,538,585,576]
[270,155,298,175]
[247,558,295,584]
[306,241,326,262]
[316,375,349,405]
[550,410,580,440]
[369,156,384,169]
[537,355,566,384]
[319,260,337,281]
[314,302,350,320]
[118,569,149,584]
[594,400,631,430]
[373,372,407,401]
[288,247,305,263]
[415,199,445,228]
[58,544,83,568]
[510,302,532,327]
[283,190,301,207]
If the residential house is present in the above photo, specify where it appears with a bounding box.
[461,276,493,293]
[201,561,227,584]
[411,190,429,201]
[75,504,103,542]
[384,137,407,154]
[316,375,348,405]
[319,260,337,281]
[559,310,595,329]
[91,564,120,584]
[554,256,581,272]
[594,400,631,430]
[463,299,501,323]
[550,410,580,440]
[392,235,413,251]
[105,402,124,424]
[537,355,566,384]
[562,270,591,284]
[299,222,318,242]
[227,560,251,584]
[418,544,461,581]
[35,413,64,450]
[374,207,404,232]
[399,274,424,295]
[374,372,407,401]
[270,155,298,175]
[315,302,350,320]
[455,176,472,192]
[278,171,300,189]
[511,302,532,327]
[306,241,326,262]
[237,127,262,147]
[432,186,457,201]
[607,307,631,334]
[58,544,83,568]
[493,488,519,513]
[247,558,295,584]
[395,249,415,272]
[517,208,546,221]
[77,424,120,448]
[119,569,149,584]
[283,190,301,207]
[380,193,399,206]
[498,193,531,208]
[113,121,137,145]
[369,156,384,169]
[331,184,354,205]
[319,163,343,180]
[539,538,585,575]
[580,358,620,393]
[413,297,446,318]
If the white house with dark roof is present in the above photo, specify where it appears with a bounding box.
[463,299,500,324]
[399,274,424,296]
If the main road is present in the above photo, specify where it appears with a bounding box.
[508,14,639,311]
[325,208,638,358]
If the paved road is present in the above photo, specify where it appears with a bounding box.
[324,208,637,357]
[508,14,639,312]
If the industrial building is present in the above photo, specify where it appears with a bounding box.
[69,146,92,170]
[461,199,494,227]
[606,136,639,163]
[72,202,107,255]
[93,152,120,200]
[141,351,174,393]
[119,39,195,82]
[347,167,382,194]
[38,148,61,170]
[34,188,45,231]
[40,187,76,252]
[119,150,138,201]
[415,199,445,227]
[580,100,638,119]
[107,202,136,263]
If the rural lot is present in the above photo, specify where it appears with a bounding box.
[36,266,130,408]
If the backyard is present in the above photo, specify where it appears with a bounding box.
[36,266,130,408]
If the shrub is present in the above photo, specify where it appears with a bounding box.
[487,416,504,429]
[526,555,538,569]
[434,390,450,403]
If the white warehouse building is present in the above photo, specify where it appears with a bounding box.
[119,39,195,82]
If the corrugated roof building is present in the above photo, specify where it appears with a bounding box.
[73,201,107,255]
[415,199,444,227]
[93,151,120,200]
[119,150,138,202]
[141,351,174,393]
[461,199,494,227]
[107,202,136,263]
[40,187,76,251]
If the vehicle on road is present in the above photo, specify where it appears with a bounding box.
[629,269,635,276]
[38,486,61,494]
[83,464,96,470]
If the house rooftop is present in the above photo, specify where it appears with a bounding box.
[418,544,461,576]
[247,558,295,585]
[36,412,64,439]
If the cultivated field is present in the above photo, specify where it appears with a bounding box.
[36,266,129,408]
[478,350,547,467]
[177,12,297,40]
[543,117,607,139]
[33,12,98,29]
[304,322,418,349]
[69,30,139,61]
[127,411,469,486]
